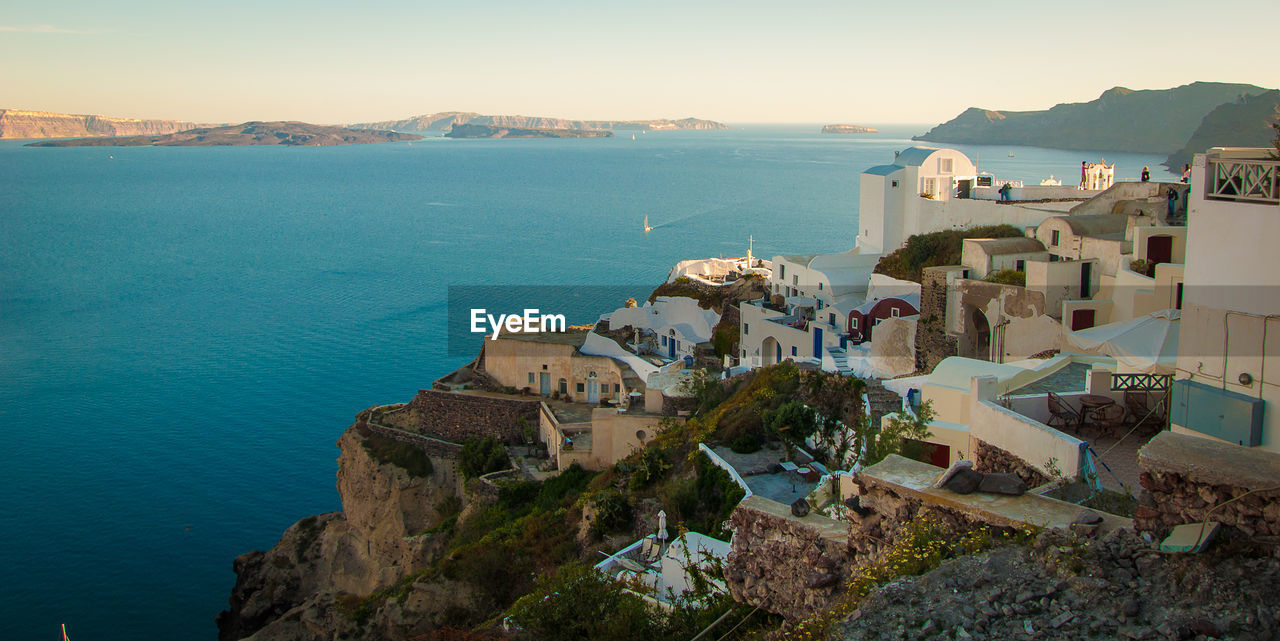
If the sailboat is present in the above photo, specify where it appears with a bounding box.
[643,216,653,233]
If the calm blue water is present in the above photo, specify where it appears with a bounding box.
[0,125,1174,640]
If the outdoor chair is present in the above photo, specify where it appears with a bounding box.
[1046,392,1082,430]
[1089,403,1127,439]
[1124,390,1166,433]
[640,538,661,564]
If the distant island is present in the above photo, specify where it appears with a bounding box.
[444,124,614,139]
[27,121,422,147]
[915,81,1273,155]
[352,112,728,133]
[822,124,877,134]
[0,109,205,140]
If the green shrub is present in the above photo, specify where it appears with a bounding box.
[360,430,434,477]
[873,225,1024,282]
[507,564,666,641]
[460,436,510,478]
[590,490,632,536]
[729,432,761,453]
[983,269,1026,287]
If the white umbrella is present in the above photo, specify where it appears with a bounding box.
[657,509,668,542]
[1064,310,1180,375]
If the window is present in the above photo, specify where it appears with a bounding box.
[891,180,899,188]
[541,364,548,370]
[1176,282,1184,310]
[922,178,937,195]
[528,373,535,384]
[941,158,953,173]
[615,384,621,393]
[559,379,567,394]
[1051,230,1060,246]
[662,335,668,346]
[780,265,785,279]
[791,346,797,357]
[576,383,585,393]
[891,307,900,318]
[792,275,798,286]
[851,317,859,329]
[829,313,836,326]
[818,282,823,291]
[1016,259,1025,272]
[743,323,749,335]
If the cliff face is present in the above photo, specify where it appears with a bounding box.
[353,112,728,132]
[915,82,1270,153]
[0,109,204,139]
[218,421,464,641]
[1165,90,1280,168]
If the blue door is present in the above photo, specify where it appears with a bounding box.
[813,327,823,358]
[539,373,550,395]
[669,336,676,359]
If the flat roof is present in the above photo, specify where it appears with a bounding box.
[498,328,590,347]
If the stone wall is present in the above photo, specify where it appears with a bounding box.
[386,390,542,445]
[724,496,854,621]
[1135,432,1280,538]
[359,420,464,458]
[915,266,958,374]
[973,439,1052,489]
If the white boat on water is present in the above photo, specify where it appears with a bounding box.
[643,216,653,233]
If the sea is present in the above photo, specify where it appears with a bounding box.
[0,125,1176,640]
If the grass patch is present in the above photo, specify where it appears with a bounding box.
[873,225,1025,282]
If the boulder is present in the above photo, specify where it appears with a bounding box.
[977,473,1027,496]
[791,498,810,517]
[943,468,984,495]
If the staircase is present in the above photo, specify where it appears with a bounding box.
[864,378,906,429]
[825,345,854,375]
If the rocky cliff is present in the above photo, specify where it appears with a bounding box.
[1165,90,1280,169]
[217,419,465,641]
[0,109,205,139]
[915,82,1270,153]
[352,112,728,132]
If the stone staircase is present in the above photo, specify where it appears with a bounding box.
[864,378,906,429]
[825,345,854,375]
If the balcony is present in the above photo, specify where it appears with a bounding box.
[1205,152,1279,205]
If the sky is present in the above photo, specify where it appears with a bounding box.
[2,0,1277,125]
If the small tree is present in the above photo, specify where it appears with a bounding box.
[762,400,818,447]
[506,564,663,641]
[855,400,937,468]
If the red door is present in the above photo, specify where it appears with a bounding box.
[1072,309,1096,330]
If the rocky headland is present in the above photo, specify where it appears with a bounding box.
[915,82,1271,154]
[27,122,421,147]
[0,108,206,140]
[1165,89,1280,169]
[822,125,877,134]
[443,123,614,139]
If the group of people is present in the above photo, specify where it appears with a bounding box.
[1079,160,1116,190]
[1141,164,1191,183]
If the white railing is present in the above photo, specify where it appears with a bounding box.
[1207,157,1279,205]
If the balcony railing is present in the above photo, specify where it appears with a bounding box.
[1206,156,1279,205]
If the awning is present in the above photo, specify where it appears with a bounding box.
[1064,310,1180,375]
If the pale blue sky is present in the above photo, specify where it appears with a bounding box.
[2,0,1276,124]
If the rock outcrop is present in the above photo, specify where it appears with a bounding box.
[0,108,205,139]
[1165,89,1280,169]
[217,420,465,641]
